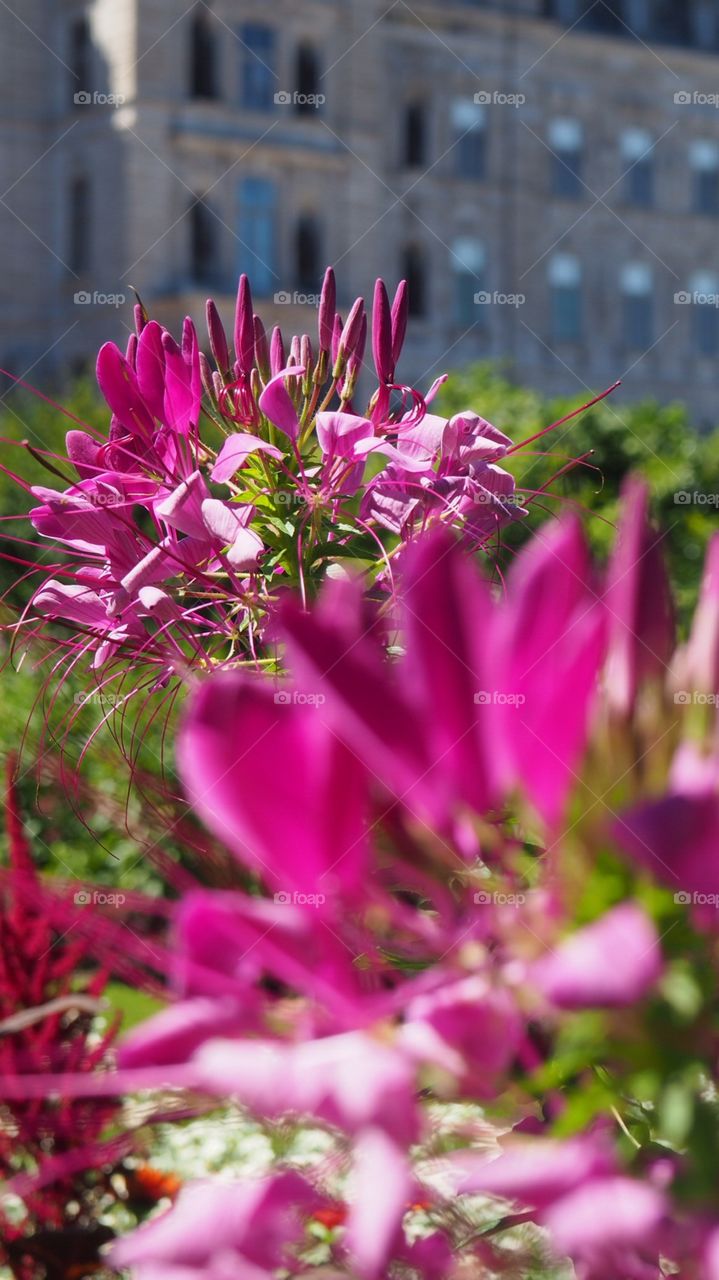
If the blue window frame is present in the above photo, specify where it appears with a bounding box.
[238,177,278,297]
[240,23,276,111]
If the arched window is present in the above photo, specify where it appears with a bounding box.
[190,200,216,285]
[404,103,426,168]
[295,216,321,291]
[621,263,653,350]
[401,245,427,318]
[190,11,217,100]
[68,176,91,273]
[549,254,582,343]
[452,238,486,328]
[70,15,91,88]
[296,45,321,114]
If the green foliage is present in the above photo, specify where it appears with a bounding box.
[439,364,719,624]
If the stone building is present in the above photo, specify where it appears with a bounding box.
[2,0,719,419]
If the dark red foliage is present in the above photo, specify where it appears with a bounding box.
[0,759,122,1275]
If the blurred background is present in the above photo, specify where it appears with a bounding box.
[2,0,719,418]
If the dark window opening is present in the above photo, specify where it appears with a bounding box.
[70,16,91,87]
[623,294,653,349]
[579,1,623,32]
[552,148,582,198]
[295,216,321,291]
[404,103,426,167]
[190,12,217,99]
[190,201,216,285]
[551,284,582,342]
[69,176,91,273]
[695,169,719,217]
[402,246,427,318]
[694,302,719,357]
[625,157,654,207]
[296,45,321,114]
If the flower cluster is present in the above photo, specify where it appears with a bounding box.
[22,478,719,1279]
[5,270,602,717]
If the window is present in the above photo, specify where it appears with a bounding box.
[295,215,321,291]
[190,200,216,285]
[68,176,91,272]
[691,141,719,216]
[240,23,275,111]
[70,15,91,87]
[621,264,653,349]
[579,0,623,31]
[190,11,217,99]
[404,103,426,168]
[621,129,654,208]
[452,239,486,328]
[238,177,278,297]
[549,255,582,342]
[295,45,320,114]
[452,100,486,180]
[549,119,583,199]
[691,273,719,357]
[651,1,691,45]
[401,245,427,318]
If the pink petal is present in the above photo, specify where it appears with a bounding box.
[177,674,368,894]
[211,435,283,483]
[345,1130,410,1278]
[258,366,304,439]
[532,903,662,1009]
[542,1177,666,1257]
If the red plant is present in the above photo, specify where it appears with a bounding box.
[0,759,123,1277]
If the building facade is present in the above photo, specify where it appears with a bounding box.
[2,0,719,419]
